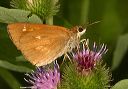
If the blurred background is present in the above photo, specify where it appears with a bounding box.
[0,0,128,89]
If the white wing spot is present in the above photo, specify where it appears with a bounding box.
[22,26,27,31]
[35,36,41,39]
[35,46,43,50]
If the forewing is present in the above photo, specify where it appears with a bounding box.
[8,23,27,49]
[8,23,71,66]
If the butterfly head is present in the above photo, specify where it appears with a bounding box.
[76,26,86,38]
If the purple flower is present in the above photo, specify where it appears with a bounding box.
[73,41,108,74]
[24,63,60,89]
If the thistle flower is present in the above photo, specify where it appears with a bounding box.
[72,40,108,74]
[61,40,111,89]
[24,63,60,89]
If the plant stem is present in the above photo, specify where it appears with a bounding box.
[80,0,90,24]
[46,16,53,25]
[46,0,58,25]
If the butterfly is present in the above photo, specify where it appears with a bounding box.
[7,23,86,66]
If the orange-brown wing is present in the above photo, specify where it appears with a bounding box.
[8,23,71,66]
[8,23,27,49]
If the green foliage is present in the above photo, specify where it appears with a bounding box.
[0,60,32,72]
[0,68,21,89]
[0,6,42,23]
[15,55,27,62]
[98,1,122,43]
[60,62,110,89]
[112,34,128,70]
[0,0,128,88]
[64,0,89,25]
[112,79,128,89]
[11,0,60,21]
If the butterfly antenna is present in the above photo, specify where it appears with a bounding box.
[82,20,101,29]
[87,21,101,27]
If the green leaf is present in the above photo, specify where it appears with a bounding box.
[0,68,21,89]
[112,79,128,89]
[0,23,8,38]
[28,14,42,23]
[112,34,128,70]
[0,24,20,62]
[16,55,27,62]
[0,6,42,23]
[0,60,32,72]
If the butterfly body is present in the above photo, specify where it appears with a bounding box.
[8,23,86,66]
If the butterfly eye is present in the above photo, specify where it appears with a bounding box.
[78,27,83,32]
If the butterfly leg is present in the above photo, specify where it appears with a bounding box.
[80,38,88,43]
[65,53,72,62]
[80,39,89,49]
[60,53,72,66]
